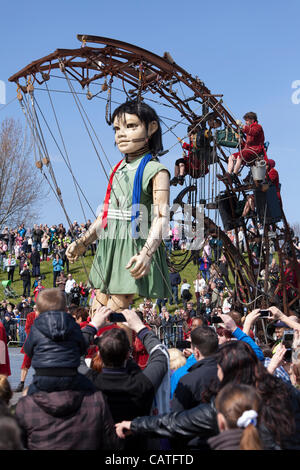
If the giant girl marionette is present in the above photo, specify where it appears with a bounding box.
[66,101,171,313]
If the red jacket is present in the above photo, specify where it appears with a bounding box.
[242,122,265,152]
[266,159,280,199]
[85,323,120,359]
[182,142,209,177]
[20,311,37,354]
[132,324,151,370]
[268,168,281,199]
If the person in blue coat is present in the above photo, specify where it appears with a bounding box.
[52,254,63,288]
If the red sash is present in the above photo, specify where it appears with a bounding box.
[101,158,124,229]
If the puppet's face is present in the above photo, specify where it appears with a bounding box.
[113,113,158,155]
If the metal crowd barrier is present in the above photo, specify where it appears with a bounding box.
[7,318,27,347]
[150,324,186,348]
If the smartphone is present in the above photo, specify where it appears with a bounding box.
[109,312,126,323]
[284,349,292,362]
[259,310,271,319]
[211,315,223,324]
[282,330,294,348]
[176,340,191,350]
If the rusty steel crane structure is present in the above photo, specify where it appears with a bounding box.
[8,34,300,315]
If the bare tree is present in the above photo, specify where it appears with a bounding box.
[0,117,48,228]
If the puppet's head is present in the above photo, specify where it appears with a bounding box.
[112,100,163,156]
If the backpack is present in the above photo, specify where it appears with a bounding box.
[182,289,192,301]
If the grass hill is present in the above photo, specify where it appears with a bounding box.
[0,250,200,312]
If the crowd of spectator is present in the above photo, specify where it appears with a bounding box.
[0,219,299,451]
[0,287,300,451]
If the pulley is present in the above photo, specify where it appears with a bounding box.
[102,80,108,91]
[17,85,23,102]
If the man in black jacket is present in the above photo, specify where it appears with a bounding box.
[169,268,181,306]
[30,247,41,278]
[171,325,219,412]
[81,308,169,449]
[82,309,168,421]
[32,225,44,252]
[20,264,31,298]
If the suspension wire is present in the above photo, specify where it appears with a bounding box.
[15,78,229,294]
[32,96,96,218]
[59,65,175,300]
[60,65,120,201]
[16,66,255,304]
[20,88,102,290]
[48,73,175,109]
[43,84,87,220]
[0,96,18,113]
[34,81,211,143]
[35,80,195,132]
[253,202,268,310]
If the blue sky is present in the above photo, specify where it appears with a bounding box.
[0,0,299,227]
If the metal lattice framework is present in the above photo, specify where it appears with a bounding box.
[8,34,300,314]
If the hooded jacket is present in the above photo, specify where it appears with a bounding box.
[207,428,244,450]
[24,310,86,371]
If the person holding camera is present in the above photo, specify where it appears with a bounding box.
[81,307,169,450]
[169,268,181,306]
[52,253,63,288]
[4,254,17,283]
[20,263,31,298]
[14,290,120,450]
[241,307,295,384]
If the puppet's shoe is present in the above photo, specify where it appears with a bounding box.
[231,174,240,185]
[170,177,178,186]
[216,173,229,182]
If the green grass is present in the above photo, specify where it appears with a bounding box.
[0,254,94,304]
[1,250,201,312]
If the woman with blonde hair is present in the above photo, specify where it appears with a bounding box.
[168,348,186,373]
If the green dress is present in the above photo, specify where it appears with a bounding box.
[88,155,171,298]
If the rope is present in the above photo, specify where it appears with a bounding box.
[61,68,176,299]
[35,89,95,219]
[14,61,267,309]
[18,88,104,292]
[253,202,268,309]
